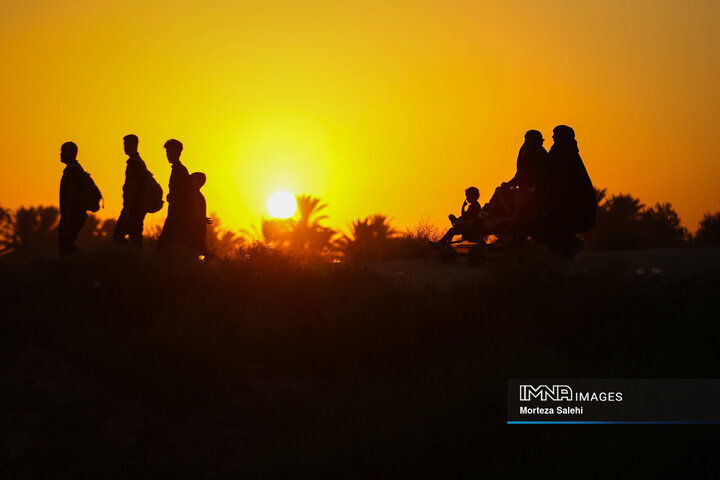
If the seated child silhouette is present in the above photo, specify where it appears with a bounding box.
[436,186,487,245]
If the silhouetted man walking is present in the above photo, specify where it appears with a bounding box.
[158,139,190,249]
[59,142,89,255]
[113,134,148,246]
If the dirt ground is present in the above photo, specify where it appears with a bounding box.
[364,246,720,288]
[3,246,719,477]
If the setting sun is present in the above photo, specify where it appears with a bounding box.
[267,191,297,219]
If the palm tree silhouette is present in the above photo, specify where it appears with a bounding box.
[339,214,398,261]
[262,194,335,255]
[595,187,607,207]
[589,193,689,249]
[604,194,644,223]
[294,194,329,231]
[0,205,14,255]
[0,206,120,257]
[1,205,59,256]
[204,215,247,258]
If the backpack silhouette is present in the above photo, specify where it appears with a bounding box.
[81,170,103,212]
[142,170,164,213]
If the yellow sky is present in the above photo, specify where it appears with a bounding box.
[1,0,719,234]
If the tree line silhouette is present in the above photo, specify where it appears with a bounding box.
[2,188,719,261]
[1,128,718,260]
[585,189,691,250]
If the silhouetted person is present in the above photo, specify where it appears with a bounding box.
[158,139,190,250]
[187,172,210,256]
[58,142,88,255]
[505,130,548,192]
[113,134,148,246]
[436,186,484,244]
[540,125,597,254]
[504,129,550,229]
[482,130,549,231]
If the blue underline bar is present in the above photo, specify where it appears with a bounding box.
[507,421,720,424]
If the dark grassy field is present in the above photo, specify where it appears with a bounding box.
[1,245,719,478]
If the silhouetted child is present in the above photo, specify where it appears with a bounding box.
[187,172,211,256]
[436,186,486,244]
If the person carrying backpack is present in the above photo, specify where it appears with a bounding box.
[59,141,101,255]
[113,134,149,246]
[113,134,164,247]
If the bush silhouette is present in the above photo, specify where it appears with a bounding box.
[337,215,436,262]
[338,214,398,262]
[0,205,60,257]
[0,189,710,261]
[0,205,120,258]
[639,202,690,248]
[587,191,689,250]
[204,214,247,258]
[695,212,720,246]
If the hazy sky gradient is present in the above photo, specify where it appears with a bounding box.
[1,0,719,233]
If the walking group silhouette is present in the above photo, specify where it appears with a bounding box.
[58,135,209,256]
[57,124,595,258]
[434,125,596,255]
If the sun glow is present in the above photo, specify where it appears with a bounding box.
[267,191,297,219]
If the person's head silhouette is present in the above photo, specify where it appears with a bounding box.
[524,130,544,146]
[465,186,480,202]
[552,125,575,144]
[60,142,78,164]
[124,134,139,156]
[164,139,183,164]
[189,172,206,190]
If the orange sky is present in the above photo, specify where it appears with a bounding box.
[1,0,719,234]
